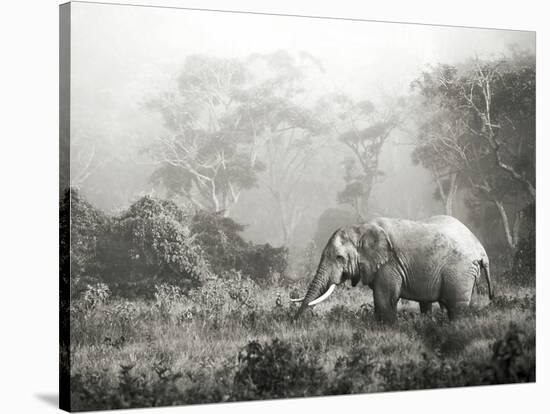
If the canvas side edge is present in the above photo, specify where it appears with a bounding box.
[59,2,71,412]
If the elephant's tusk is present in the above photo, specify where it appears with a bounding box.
[308,284,336,306]
[290,296,305,302]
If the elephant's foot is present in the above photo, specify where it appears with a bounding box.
[373,298,398,324]
[419,301,433,314]
[374,308,398,324]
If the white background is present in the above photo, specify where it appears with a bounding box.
[0,0,547,413]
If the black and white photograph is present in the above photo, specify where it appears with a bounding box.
[58,1,536,411]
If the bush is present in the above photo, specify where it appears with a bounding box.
[328,338,377,394]
[490,323,535,383]
[65,188,110,297]
[488,294,535,312]
[96,196,211,297]
[191,210,288,284]
[81,283,111,312]
[233,339,326,400]
[241,243,288,285]
[190,210,249,274]
[153,284,185,318]
[377,323,534,391]
[377,354,481,391]
[187,271,259,320]
[71,362,186,411]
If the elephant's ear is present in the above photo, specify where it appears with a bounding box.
[358,224,393,273]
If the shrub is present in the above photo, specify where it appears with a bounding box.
[96,196,211,297]
[153,284,186,318]
[190,210,249,274]
[233,339,326,400]
[325,305,360,325]
[490,323,535,383]
[328,339,377,394]
[241,243,288,285]
[65,188,110,297]
[488,294,535,312]
[419,319,475,356]
[187,270,258,320]
[377,323,535,391]
[377,354,480,391]
[190,210,288,284]
[71,363,186,411]
[81,283,111,312]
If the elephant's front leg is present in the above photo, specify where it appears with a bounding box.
[373,270,401,324]
[419,302,433,314]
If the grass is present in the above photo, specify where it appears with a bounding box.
[69,277,535,411]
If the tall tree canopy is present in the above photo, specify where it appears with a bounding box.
[145,55,265,215]
[321,94,404,219]
[412,49,535,249]
[146,51,329,244]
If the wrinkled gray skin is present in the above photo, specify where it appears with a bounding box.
[295,216,493,322]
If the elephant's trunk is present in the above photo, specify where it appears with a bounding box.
[294,265,333,320]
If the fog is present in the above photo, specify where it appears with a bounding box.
[70,2,535,251]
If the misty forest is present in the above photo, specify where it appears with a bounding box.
[63,7,535,411]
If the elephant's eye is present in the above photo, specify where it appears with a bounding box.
[336,254,346,263]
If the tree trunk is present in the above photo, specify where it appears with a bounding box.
[512,209,523,247]
[494,199,517,250]
[444,174,458,216]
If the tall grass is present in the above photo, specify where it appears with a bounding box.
[70,280,535,411]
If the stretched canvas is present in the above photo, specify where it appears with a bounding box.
[59,1,536,411]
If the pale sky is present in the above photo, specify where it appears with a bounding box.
[71,1,534,104]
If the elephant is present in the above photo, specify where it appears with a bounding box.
[292,215,493,322]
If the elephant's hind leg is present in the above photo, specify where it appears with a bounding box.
[440,264,476,321]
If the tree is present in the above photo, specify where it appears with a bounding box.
[238,51,329,244]
[190,210,288,284]
[412,49,535,249]
[146,52,329,245]
[96,196,211,297]
[145,55,265,216]
[70,131,112,192]
[325,94,404,218]
[411,72,473,216]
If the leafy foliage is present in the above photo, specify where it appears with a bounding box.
[65,188,111,297]
[70,318,534,411]
[318,93,404,217]
[190,210,288,284]
[411,49,535,251]
[145,55,261,214]
[96,196,211,297]
[145,51,327,226]
[233,339,326,400]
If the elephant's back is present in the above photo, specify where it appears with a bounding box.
[374,215,487,261]
[426,215,486,259]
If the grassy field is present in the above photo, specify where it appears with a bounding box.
[69,275,535,411]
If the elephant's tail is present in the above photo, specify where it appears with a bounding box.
[480,258,494,301]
